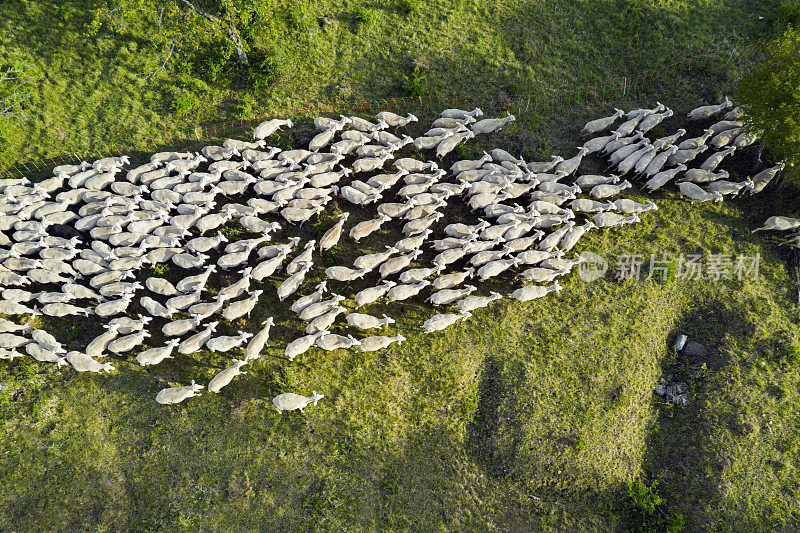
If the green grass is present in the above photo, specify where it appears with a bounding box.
[0,0,776,172]
[0,0,798,531]
[2,189,799,530]
[2,123,799,529]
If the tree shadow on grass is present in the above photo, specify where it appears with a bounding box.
[466,355,520,478]
[639,301,759,530]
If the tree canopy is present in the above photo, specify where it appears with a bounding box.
[737,27,800,171]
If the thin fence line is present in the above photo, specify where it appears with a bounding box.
[0,43,770,181]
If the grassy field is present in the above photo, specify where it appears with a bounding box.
[2,0,800,531]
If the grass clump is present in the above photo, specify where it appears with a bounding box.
[355,7,377,26]
[235,94,257,118]
[402,65,427,97]
[626,480,685,532]
[400,0,421,15]
[165,74,210,117]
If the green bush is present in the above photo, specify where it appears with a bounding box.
[68,324,84,340]
[402,65,428,97]
[179,74,209,95]
[244,47,291,92]
[311,216,329,237]
[355,7,377,25]
[285,3,310,32]
[736,28,800,168]
[400,0,421,14]
[776,0,800,26]
[172,88,200,117]
[236,94,257,118]
[271,132,294,150]
[202,56,227,84]
[324,247,340,266]
[628,480,664,515]
[626,480,685,532]
[166,74,209,118]
[220,223,245,242]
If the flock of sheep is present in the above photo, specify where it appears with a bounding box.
[583,96,782,201]
[0,96,778,413]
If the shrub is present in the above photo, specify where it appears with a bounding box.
[626,480,685,532]
[285,3,310,31]
[776,0,800,26]
[311,216,329,237]
[166,74,209,118]
[400,0,421,15]
[178,74,209,95]
[628,480,664,515]
[245,47,290,92]
[236,94,257,118]
[172,88,200,117]
[220,224,244,242]
[324,247,340,266]
[68,324,84,340]
[355,7,377,25]
[202,56,227,84]
[736,28,800,170]
[402,65,427,97]
[271,132,294,150]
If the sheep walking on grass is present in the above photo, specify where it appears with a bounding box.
[156,381,203,405]
[273,391,324,414]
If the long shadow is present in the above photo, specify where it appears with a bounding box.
[639,301,756,529]
[466,355,513,477]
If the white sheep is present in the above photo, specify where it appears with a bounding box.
[644,164,687,192]
[320,212,350,250]
[441,107,483,120]
[179,321,219,355]
[244,318,274,361]
[253,118,293,140]
[472,112,518,135]
[752,216,800,233]
[136,339,181,367]
[511,281,563,302]
[156,381,204,405]
[346,313,396,330]
[273,391,324,413]
[677,182,724,203]
[206,331,253,353]
[454,292,503,312]
[589,180,632,200]
[350,214,391,241]
[581,109,625,137]
[688,96,732,121]
[316,334,361,351]
[354,281,396,307]
[65,351,114,373]
[358,334,406,352]
[422,311,472,333]
[285,330,328,361]
[277,264,312,301]
[208,359,248,393]
[222,290,264,321]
